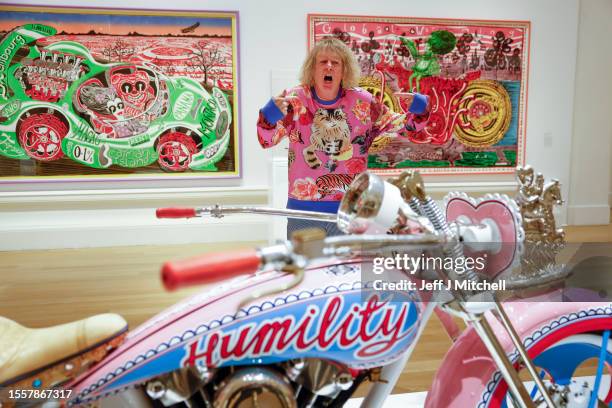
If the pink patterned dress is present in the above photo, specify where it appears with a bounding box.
[257,85,427,214]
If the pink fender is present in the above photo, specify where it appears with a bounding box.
[425,301,612,408]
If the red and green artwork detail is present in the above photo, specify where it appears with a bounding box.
[311,16,529,173]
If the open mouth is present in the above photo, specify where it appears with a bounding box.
[324,75,333,83]
[126,94,146,105]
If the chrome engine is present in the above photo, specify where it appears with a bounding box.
[141,359,362,408]
[215,367,296,408]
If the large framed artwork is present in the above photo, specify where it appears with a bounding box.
[0,5,240,181]
[309,14,530,175]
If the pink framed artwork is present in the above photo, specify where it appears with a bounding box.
[309,14,530,175]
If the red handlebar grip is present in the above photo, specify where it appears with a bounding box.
[162,249,261,291]
[156,207,197,218]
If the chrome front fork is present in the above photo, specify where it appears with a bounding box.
[444,301,558,408]
[395,171,557,407]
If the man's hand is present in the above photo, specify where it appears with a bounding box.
[273,94,302,119]
[397,92,429,115]
[273,95,289,115]
[401,93,415,108]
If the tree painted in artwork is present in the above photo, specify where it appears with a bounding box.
[484,31,513,70]
[455,33,474,74]
[188,40,223,86]
[101,39,135,62]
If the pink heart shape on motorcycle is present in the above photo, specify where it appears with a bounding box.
[446,196,520,279]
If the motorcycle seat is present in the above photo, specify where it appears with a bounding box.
[0,313,127,387]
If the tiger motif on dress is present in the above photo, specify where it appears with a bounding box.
[304,108,353,172]
[316,174,354,199]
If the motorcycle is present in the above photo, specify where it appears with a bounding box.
[1,166,611,408]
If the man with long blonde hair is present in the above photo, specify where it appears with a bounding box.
[257,37,428,236]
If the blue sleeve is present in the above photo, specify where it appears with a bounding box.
[260,98,285,124]
[408,93,429,114]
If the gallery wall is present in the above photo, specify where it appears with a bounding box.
[568,0,612,225]
[2,0,609,249]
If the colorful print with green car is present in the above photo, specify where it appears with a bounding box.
[0,24,231,172]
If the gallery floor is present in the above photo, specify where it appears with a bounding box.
[1,213,611,404]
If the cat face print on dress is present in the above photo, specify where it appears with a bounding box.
[303,108,353,171]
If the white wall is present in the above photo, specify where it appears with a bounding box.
[0,0,592,249]
[568,0,612,225]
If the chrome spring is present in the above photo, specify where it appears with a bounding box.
[421,197,450,234]
[407,197,424,216]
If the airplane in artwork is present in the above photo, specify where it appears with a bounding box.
[181,22,200,34]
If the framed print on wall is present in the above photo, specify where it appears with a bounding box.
[309,14,530,175]
[0,5,241,182]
